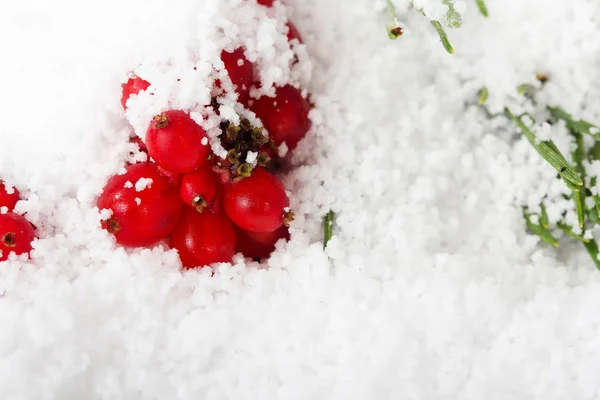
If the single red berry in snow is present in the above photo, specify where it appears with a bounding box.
[256,0,274,6]
[170,209,236,269]
[146,110,211,174]
[0,181,20,212]
[121,75,151,110]
[235,225,289,260]
[180,167,221,213]
[286,22,303,44]
[97,163,183,247]
[219,48,254,104]
[223,168,291,233]
[251,85,311,151]
[0,212,35,261]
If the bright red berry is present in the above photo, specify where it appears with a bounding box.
[170,209,236,269]
[97,163,183,247]
[0,212,35,261]
[121,75,151,110]
[219,48,254,104]
[235,225,289,260]
[157,166,182,186]
[251,85,311,151]
[256,0,274,6]
[180,167,221,213]
[146,110,211,174]
[0,181,20,212]
[286,22,303,43]
[223,168,291,233]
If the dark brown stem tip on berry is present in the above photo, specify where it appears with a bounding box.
[251,128,268,146]
[227,149,241,165]
[2,232,16,248]
[283,211,295,228]
[152,113,170,129]
[237,163,252,177]
[192,196,207,213]
[106,219,121,234]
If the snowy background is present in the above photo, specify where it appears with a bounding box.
[2,0,600,398]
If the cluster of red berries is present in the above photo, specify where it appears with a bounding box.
[99,6,310,269]
[0,181,36,262]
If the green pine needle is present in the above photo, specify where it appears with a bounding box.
[523,209,559,247]
[557,223,590,243]
[584,240,600,270]
[479,87,488,104]
[430,21,454,54]
[323,211,335,249]
[475,0,489,17]
[505,107,583,189]
[548,106,600,138]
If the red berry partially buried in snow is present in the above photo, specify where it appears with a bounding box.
[180,167,221,213]
[0,181,20,212]
[146,110,211,174]
[251,85,311,151]
[286,22,303,43]
[121,75,151,110]
[235,225,289,260]
[220,48,254,104]
[256,0,274,6]
[0,212,35,261]
[97,163,183,247]
[223,168,292,233]
[170,209,236,269]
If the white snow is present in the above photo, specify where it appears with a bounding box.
[135,178,153,192]
[2,0,600,399]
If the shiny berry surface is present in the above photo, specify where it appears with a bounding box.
[235,225,289,260]
[170,209,236,269]
[223,168,289,233]
[146,110,211,174]
[121,76,151,110]
[251,85,311,151]
[220,48,254,104]
[181,167,221,213]
[97,163,183,247]
[0,212,35,261]
[0,181,20,212]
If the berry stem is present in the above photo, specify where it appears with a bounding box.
[323,211,335,249]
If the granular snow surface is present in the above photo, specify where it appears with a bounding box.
[2,0,600,399]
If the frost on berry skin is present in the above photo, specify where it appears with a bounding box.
[219,48,254,105]
[235,225,289,260]
[180,167,221,213]
[121,75,151,110]
[223,167,291,233]
[170,209,236,269]
[0,181,20,212]
[145,110,211,174]
[97,163,183,247]
[0,212,35,261]
[250,85,312,151]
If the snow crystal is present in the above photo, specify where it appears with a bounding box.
[0,206,7,214]
[124,181,133,189]
[135,178,152,192]
[135,197,141,205]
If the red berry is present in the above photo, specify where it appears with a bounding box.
[0,181,20,212]
[121,75,151,110]
[170,209,236,269]
[146,110,211,174]
[97,163,183,247]
[0,212,35,261]
[286,22,303,43]
[223,168,290,233]
[235,225,289,260]
[180,167,221,213]
[251,85,311,151]
[256,0,274,6]
[219,48,254,104]
[157,166,182,186]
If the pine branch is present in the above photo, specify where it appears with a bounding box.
[323,211,335,249]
